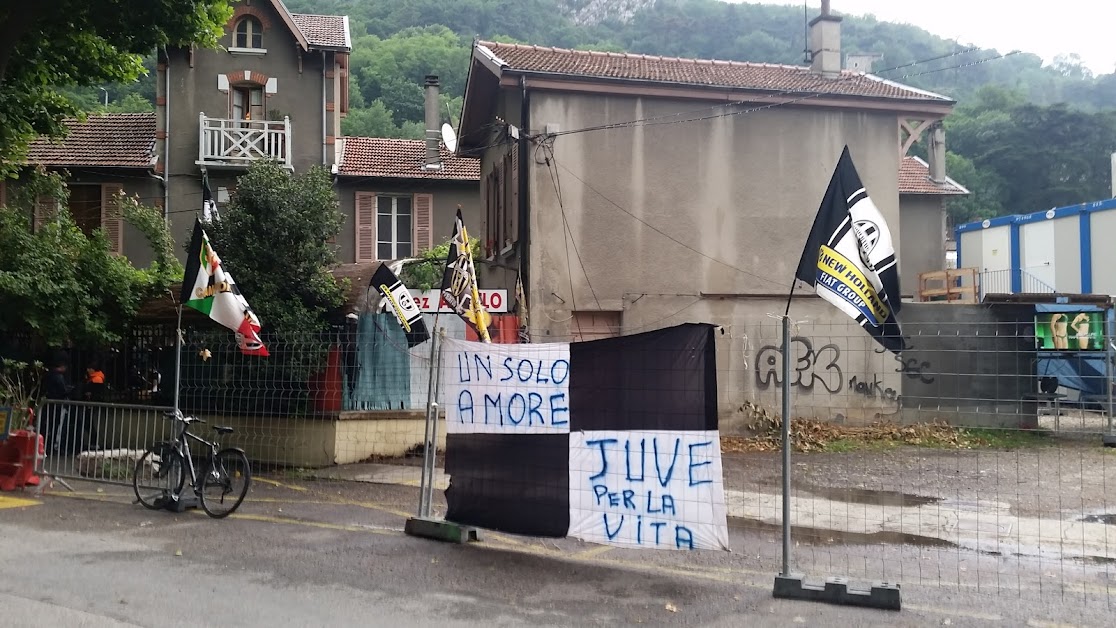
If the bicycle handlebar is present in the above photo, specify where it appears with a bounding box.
[163,410,205,425]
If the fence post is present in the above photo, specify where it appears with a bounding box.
[780,314,793,577]
[417,321,441,518]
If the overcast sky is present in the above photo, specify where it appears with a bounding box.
[745,1,1116,75]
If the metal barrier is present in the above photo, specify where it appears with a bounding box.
[35,400,176,487]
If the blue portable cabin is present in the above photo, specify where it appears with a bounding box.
[955,198,1116,297]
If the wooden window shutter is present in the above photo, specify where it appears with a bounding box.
[509,148,519,244]
[413,193,434,253]
[354,191,376,262]
[33,194,58,231]
[101,183,125,254]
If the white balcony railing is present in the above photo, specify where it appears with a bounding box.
[197,113,291,167]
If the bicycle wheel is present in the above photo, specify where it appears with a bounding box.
[198,448,251,518]
[133,444,185,510]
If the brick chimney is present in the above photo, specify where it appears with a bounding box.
[928,123,947,183]
[424,75,441,170]
[810,0,843,78]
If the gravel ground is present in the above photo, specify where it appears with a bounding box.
[722,441,1116,519]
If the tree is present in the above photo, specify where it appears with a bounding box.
[0,169,180,347]
[201,161,346,340]
[0,1,233,177]
[399,237,481,291]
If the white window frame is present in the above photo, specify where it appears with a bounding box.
[376,195,414,261]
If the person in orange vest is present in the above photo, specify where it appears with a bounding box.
[80,359,106,450]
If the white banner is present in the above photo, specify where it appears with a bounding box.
[568,430,729,550]
[412,289,508,313]
[441,338,571,434]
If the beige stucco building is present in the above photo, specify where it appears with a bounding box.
[457,6,959,425]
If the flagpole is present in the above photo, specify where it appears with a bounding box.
[779,312,793,577]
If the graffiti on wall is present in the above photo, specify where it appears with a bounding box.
[847,374,901,406]
[751,334,917,411]
[754,336,843,394]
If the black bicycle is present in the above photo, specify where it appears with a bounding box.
[132,410,251,518]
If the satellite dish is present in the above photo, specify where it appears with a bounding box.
[441,123,457,153]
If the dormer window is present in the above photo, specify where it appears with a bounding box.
[235,17,263,49]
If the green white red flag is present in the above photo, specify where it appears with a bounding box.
[181,219,268,356]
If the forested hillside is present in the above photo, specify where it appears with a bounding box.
[69,0,1116,221]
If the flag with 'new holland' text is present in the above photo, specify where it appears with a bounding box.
[795,146,905,353]
[181,219,268,356]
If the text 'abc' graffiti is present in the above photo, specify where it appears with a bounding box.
[753,336,935,402]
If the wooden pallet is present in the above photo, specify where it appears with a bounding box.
[917,268,979,303]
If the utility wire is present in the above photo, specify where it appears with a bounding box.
[548,156,792,292]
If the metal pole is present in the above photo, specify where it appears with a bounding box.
[1107,308,1114,436]
[417,314,441,518]
[173,306,183,415]
[780,314,793,576]
[424,327,447,516]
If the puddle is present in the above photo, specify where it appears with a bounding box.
[793,482,941,508]
[1080,513,1116,525]
[731,518,954,548]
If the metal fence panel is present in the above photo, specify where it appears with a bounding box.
[35,400,176,486]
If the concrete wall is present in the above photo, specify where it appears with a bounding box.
[51,403,447,469]
[525,92,900,332]
[899,194,945,296]
[898,303,1038,428]
[158,0,341,258]
[333,179,481,264]
[620,295,907,431]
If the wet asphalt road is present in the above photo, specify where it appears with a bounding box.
[0,477,1111,627]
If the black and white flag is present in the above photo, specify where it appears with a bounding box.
[369,262,430,348]
[202,176,219,222]
[441,324,728,551]
[795,146,905,353]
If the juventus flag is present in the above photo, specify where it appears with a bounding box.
[181,219,268,356]
[441,324,729,551]
[795,146,905,353]
[440,209,492,343]
[201,176,219,222]
[369,262,430,347]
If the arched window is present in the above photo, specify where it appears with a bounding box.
[235,17,262,49]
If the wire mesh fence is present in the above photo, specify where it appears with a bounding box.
[13,298,1116,607]
[717,308,1116,609]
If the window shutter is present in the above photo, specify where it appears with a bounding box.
[509,148,519,244]
[413,193,434,253]
[33,195,58,231]
[355,191,376,262]
[101,183,125,255]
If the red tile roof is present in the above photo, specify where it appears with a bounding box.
[900,156,968,195]
[477,41,951,102]
[25,113,156,169]
[290,13,350,50]
[337,137,480,181]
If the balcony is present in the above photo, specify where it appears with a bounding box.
[196,113,291,168]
